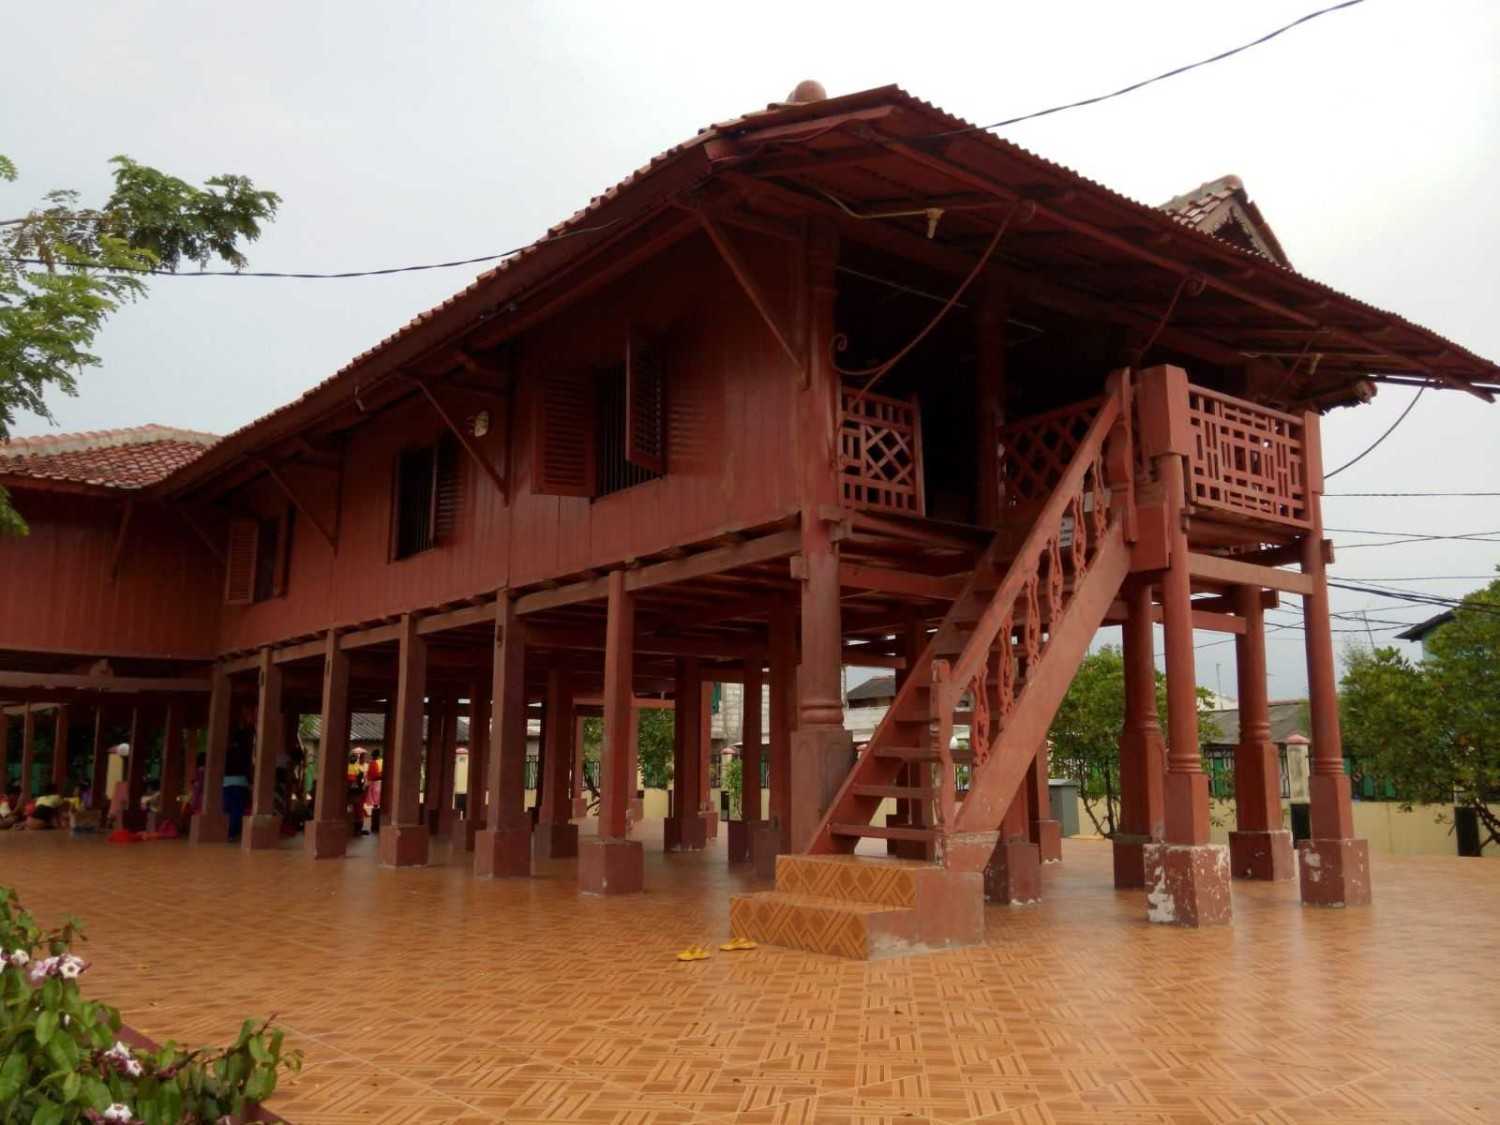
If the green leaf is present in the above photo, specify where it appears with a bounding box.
[30,1101,65,1125]
[34,1008,57,1046]
[60,1071,81,1103]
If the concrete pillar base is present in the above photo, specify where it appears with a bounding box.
[1229,828,1296,881]
[474,821,531,877]
[663,813,708,852]
[704,808,719,840]
[188,811,229,845]
[378,823,430,868]
[1111,833,1154,889]
[944,829,1001,875]
[1299,837,1372,907]
[984,838,1042,904]
[579,837,644,894]
[727,818,759,864]
[1145,842,1231,927]
[452,816,482,852]
[241,814,283,851]
[571,796,589,819]
[750,818,788,880]
[534,820,579,860]
[790,726,855,852]
[1032,818,1063,863]
[304,818,349,860]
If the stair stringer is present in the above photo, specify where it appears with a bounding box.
[952,520,1133,838]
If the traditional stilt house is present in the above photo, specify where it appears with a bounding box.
[3,82,1497,956]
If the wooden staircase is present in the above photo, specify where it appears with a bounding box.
[731,373,1137,957]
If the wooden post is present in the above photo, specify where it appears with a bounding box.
[570,713,587,818]
[975,278,1007,526]
[455,678,488,850]
[580,569,644,893]
[700,679,717,839]
[19,704,35,800]
[1138,364,1230,926]
[88,707,110,813]
[51,705,71,795]
[1113,579,1167,887]
[422,694,444,829]
[1226,586,1295,880]
[1298,411,1370,905]
[790,218,855,853]
[535,668,579,858]
[435,694,460,836]
[665,657,706,851]
[153,700,185,831]
[1028,743,1062,862]
[124,706,148,827]
[379,614,430,867]
[476,593,530,877]
[0,711,9,805]
[754,599,797,877]
[242,648,284,850]
[190,669,232,843]
[728,663,764,864]
[307,631,351,859]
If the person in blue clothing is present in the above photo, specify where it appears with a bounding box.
[223,718,255,841]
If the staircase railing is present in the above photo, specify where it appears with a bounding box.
[933,371,1134,832]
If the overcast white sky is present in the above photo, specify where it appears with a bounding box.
[5,0,1498,701]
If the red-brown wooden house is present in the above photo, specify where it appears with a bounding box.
[4,82,1497,956]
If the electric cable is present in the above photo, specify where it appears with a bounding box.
[1323,386,1424,479]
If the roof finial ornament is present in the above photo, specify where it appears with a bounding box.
[785,79,827,104]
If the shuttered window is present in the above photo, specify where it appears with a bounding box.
[224,517,258,605]
[392,437,461,559]
[531,368,595,497]
[596,364,664,498]
[225,507,293,605]
[625,332,666,474]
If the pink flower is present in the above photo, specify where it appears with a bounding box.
[102,1106,133,1123]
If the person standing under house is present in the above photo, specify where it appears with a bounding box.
[223,715,255,842]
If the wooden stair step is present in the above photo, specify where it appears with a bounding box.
[872,745,936,761]
[853,784,932,800]
[832,823,939,842]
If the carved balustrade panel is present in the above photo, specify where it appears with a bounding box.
[839,388,925,516]
[1185,387,1310,528]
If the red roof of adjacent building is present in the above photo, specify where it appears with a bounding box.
[0,425,217,491]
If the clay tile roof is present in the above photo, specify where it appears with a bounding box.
[0,424,217,490]
[1159,174,1291,267]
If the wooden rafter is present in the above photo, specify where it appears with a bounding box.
[256,458,339,551]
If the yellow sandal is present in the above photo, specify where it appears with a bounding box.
[719,936,757,952]
[676,945,711,962]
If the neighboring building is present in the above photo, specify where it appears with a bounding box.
[1202,702,1312,804]
[1396,611,1454,658]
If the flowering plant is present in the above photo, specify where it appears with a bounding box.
[0,886,300,1123]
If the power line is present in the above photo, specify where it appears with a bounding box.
[0,217,627,279]
[1326,575,1499,582]
[1324,386,1425,480]
[925,0,1370,139]
[1327,525,1500,539]
[1325,491,1500,498]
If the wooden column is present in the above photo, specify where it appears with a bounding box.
[1028,742,1062,862]
[1138,364,1229,926]
[435,694,460,836]
[790,219,854,853]
[88,707,110,812]
[19,704,35,800]
[307,631,351,859]
[975,278,1007,526]
[728,664,765,864]
[422,694,445,828]
[1298,413,1371,905]
[0,711,9,805]
[51,705,71,795]
[476,594,530,877]
[379,614,430,867]
[190,669,232,843]
[580,569,644,893]
[1113,579,1167,887]
[455,678,488,850]
[535,668,579,858]
[700,679,718,839]
[124,706,148,826]
[153,700,185,831]
[1226,586,1295,880]
[984,765,1042,904]
[754,600,797,877]
[570,713,587,818]
[242,648,284,850]
[665,657,706,850]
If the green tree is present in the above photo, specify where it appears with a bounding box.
[577,708,676,799]
[1341,575,1500,851]
[1048,646,1214,836]
[1,154,279,532]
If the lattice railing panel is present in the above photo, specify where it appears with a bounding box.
[1186,387,1309,528]
[998,396,1105,507]
[839,388,925,516]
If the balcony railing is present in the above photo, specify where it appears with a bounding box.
[838,387,925,516]
[1184,385,1311,529]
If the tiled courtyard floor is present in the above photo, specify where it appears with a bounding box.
[2,827,1497,1125]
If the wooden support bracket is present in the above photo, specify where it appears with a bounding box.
[693,207,804,376]
[109,499,135,581]
[405,375,509,501]
[256,458,339,551]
